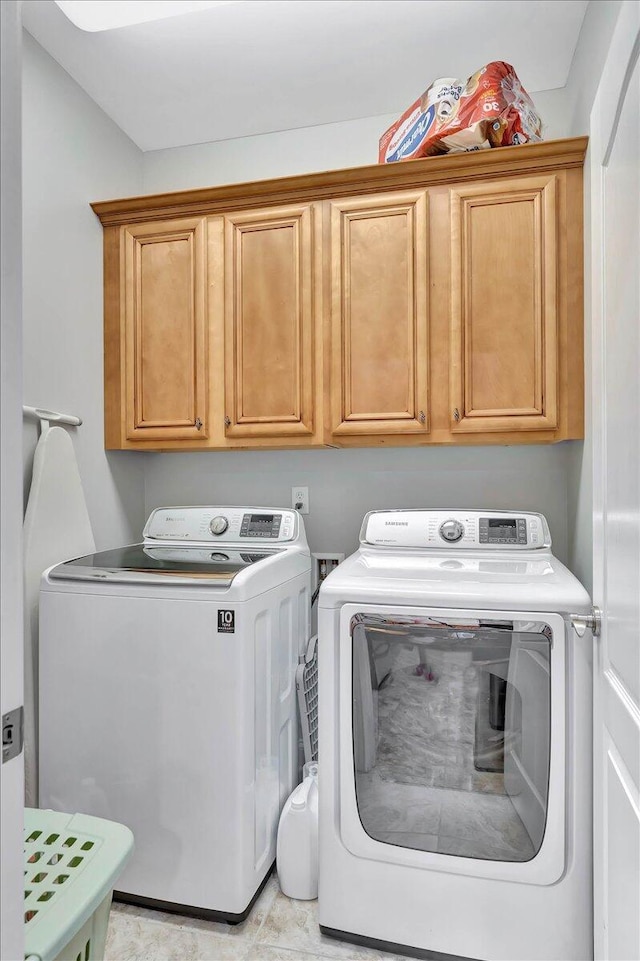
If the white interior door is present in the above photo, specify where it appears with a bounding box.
[591,4,640,959]
[0,3,24,961]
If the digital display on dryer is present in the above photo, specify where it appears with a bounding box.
[479,517,527,545]
[488,519,517,536]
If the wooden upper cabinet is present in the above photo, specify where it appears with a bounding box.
[122,218,208,442]
[94,137,586,450]
[329,191,429,437]
[223,204,316,439]
[449,175,558,433]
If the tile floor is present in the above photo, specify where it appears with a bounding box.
[356,769,535,861]
[105,875,409,961]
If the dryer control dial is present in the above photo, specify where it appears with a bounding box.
[439,519,465,543]
[209,515,229,536]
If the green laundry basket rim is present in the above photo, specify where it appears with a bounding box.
[24,808,134,961]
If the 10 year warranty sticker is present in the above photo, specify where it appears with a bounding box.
[217,610,235,633]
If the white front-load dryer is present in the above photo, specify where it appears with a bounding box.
[39,506,311,922]
[318,510,594,961]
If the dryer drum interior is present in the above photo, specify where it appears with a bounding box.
[351,613,551,863]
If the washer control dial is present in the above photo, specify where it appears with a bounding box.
[439,519,465,543]
[209,515,229,536]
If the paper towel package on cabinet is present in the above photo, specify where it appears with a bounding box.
[379,61,542,163]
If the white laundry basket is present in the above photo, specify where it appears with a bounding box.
[24,808,133,961]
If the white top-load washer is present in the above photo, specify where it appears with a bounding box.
[39,506,311,922]
[318,509,594,961]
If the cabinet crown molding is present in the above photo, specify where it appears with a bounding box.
[91,137,588,227]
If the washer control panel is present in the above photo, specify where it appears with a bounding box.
[143,507,298,544]
[239,512,282,539]
[361,510,551,550]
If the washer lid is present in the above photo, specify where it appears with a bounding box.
[48,544,279,587]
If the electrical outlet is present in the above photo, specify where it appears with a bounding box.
[292,486,309,514]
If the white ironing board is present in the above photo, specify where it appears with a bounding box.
[23,425,96,805]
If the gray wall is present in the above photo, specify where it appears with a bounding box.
[563,0,624,136]
[143,89,569,192]
[562,0,623,593]
[22,33,146,549]
[144,446,572,564]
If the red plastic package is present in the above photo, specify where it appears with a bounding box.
[379,62,542,164]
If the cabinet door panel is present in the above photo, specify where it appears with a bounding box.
[224,205,314,438]
[124,218,207,441]
[450,176,558,432]
[330,192,429,436]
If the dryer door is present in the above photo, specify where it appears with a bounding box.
[338,604,566,885]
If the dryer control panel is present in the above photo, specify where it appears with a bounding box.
[360,510,551,550]
[143,507,299,544]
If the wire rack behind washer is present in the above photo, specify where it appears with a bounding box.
[296,634,318,765]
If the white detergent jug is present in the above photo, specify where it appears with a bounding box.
[276,762,318,900]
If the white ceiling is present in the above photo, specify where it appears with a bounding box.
[22,0,588,153]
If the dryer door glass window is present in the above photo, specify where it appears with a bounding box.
[351,613,552,862]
